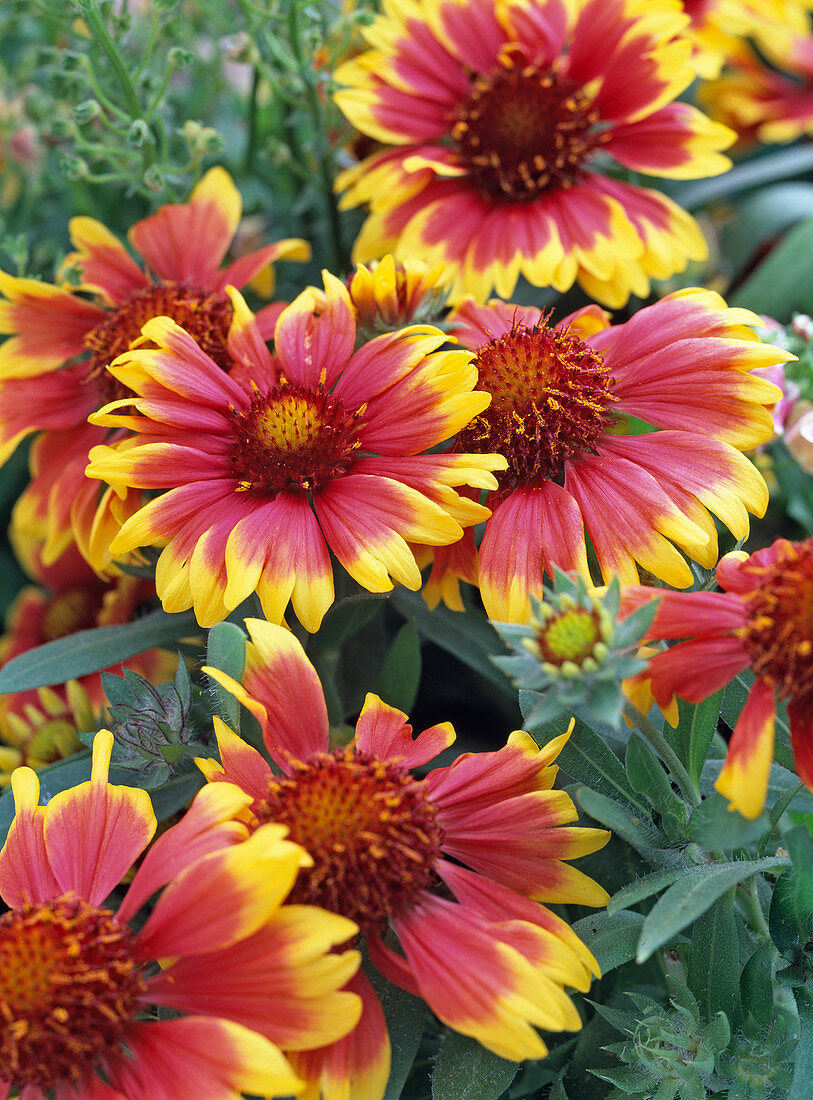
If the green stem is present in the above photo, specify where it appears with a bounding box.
[76,0,142,119]
[623,701,702,806]
[244,67,261,172]
[737,876,771,941]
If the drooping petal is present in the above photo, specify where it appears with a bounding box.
[478,484,590,623]
[715,677,777,820]
[43,731,156,906]
[287,968,391,1100]
[391,893,580,1060]
[117,780,253,924]
[646,635,751,710]
[134,823,309,961]
[146,904,361,1050]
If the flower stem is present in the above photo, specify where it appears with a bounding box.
[623,701,702,806]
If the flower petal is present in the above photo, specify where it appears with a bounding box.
[715,677,776,820]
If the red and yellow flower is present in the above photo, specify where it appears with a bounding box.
[199,617,609,1098]
[0,543,176,781]
[0,729,362,1098]
[683,0,813,79]
[333,0,735,307]
[423,289,787,622]
[86,275,505,631]
[700,34,813,147]
[0,167,309,568]
[621,536,813,820]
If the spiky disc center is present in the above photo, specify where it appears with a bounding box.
[256,749,444,933]
[537,607,602,665]
[83,283,233,403]
[456,321,615,488]
[452,58,602,202]
[741,538,813,702]
[227,379,364,494]
[0,894,145,1092]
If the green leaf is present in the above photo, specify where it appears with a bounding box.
[205,621,247,731]
[686,889,741,1027]
[740,942,775,1028]
[731,217,813,317]
[555,718,650,817]
[636,856,790,962]
[377,621,421,714]
[687,793,767,851]
[0,608,200,692]
[720,182,813,279]
[625,734,685,818]
[548,1081,570,1100]
[790,985,813,1100]
[608,867,688,914]
[365,958,426,1100]
[572,910,646,972]
[390,589,516,701]
[769,825,813,957]
[432,1032,518,1100]
[575,786,660,856]
[683,693,723,789]
[315,591,388,650]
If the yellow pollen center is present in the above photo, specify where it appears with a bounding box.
[538,608,601,665]
[228,379,364,494]
[83,283,233,403]
[451,57,602,203]
[256,749,444,932]
[456,320,616,489]
[740,538,813,703]
[0,895,146,1092]
[40,587,101,642]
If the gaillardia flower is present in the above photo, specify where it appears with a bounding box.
[0,730,362,1098]
[682,0,813,79]
[333,0,735,306]
[424,289,786,622]
[700,34,813,148]
[200,618,609,1099]
[0,167,309,566]
[620,537,813,820]
[86,275,505,631]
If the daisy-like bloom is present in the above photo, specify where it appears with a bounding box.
[0,166,309,567]
[333,0,735,307]
[683,0,813,79]
[200,618,609,1098]
[85,275,505,631]
[620,536,813,820]
[422,288,787,623]
[0,541,176,779]
[700,34,813,147]
[0,729,362,1098]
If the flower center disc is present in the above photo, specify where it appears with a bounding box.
[452,59,601,202]
[228,380,363,494]
[741,538,813,702]
[257,749,444,932]
[40,587,102,642]
[83,283,233,403]
[537,608,601,666]
[0,895,145,1091]
[456,321,615,488]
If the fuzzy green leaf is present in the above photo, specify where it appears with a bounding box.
[555,719,650,816]
[608,867,687,913]
[0,608,200,692]
[740,942,775,1028]
[687,889,741,1026]
[769,825,813,958]
[572,910,647,972]
[205,621,247,731]
[636,856,789,962]
[431,1032,518,1100]
[790,985,813,1100]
